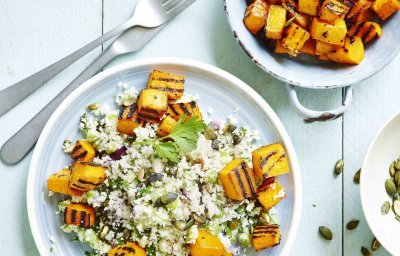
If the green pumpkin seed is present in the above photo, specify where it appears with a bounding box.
[371,237,380,251]
[334,160,344,175]
[228,219,239,230]
[390,162,396,177]
[99,225,109,238]
[284,16,296,27]
[385,179,397,197]
[172,221,186,231]
[394,200,400,216]
[381,201,390,215]
[204,125,217,140]
[396,215,400,222]
[395,172,400,186]
[192,214,206,224]
[353,169,361,184]
[395,160,400,170]
[183,219,195,231]
[361,246,371,256]
[346,220,360,230]
[232,134,244,145]
[161,192,178,204]
[87,103,100,111]
[146,173,164,184]
[394,193,400,201]
[318,226,333,240]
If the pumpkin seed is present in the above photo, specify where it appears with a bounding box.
[396,215,400,222]
[172,221,186,231]
[99,225,109,238]
[232,134,243,145]
[228,219,239,230]
[87,103,100,111]
[393,200,400,215]
[353,169,361,184]
[395,172,400,186]
[138,169,145,182]
[204,125,217,140]
[318,226,333,240]
[346,220,360,230]
[390,162,396,177]
[183,219,195,231]
[381,201,390,215]
[371,237,380,251]
[192,214,206,224]
[160,192,178,204]
[385,179,397,197]
[361,246,371,256]
[334,160,344,175]
[146,173,164,184]
[395,160,400,170]
[211,139,220,150]
[284,16,296,27]
[223,124,236,133]
[394,193,400,201]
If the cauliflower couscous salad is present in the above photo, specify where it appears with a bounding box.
[46,70,290,256]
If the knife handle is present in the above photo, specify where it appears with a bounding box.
[0,48,118,165]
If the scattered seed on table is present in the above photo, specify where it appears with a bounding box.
[353,169,361,184]
[318,226,333,240]
[381,201,390,215]
[371,237,381,251]
[346,220,360,230]
[361,246,371,256]
[334,160,344,175]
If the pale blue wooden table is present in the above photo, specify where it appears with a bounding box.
[1,0,399,255]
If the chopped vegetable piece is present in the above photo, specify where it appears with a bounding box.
[157,116,178,137]
[347,0,373,19]
[165,101,202,121]
[299,39,317,55]
[281,23,311,56]
[137,89,168,123]
[298,0,321,16]
[117,104,146,136]
[265,5,287,39]
[70,140,96,162]
[190,230,226,256]
[257,178,286,211]
[64,203,95,229]
[372,0,400,20]
[315,40,341,55]
[69,162,107,192]
[326,36,365,64]
[252,224,281,250]
[348,22,382,43]
[252,143,289,180]
[147,70,185,100]
[47,169,84,197]
[282,0,311,28]
[107,243,146,256]
[310,18,347,45]
[319,0,350,23]
[244,0,269,35]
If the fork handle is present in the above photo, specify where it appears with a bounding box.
[0,47,118,165]
[0,19,133,117]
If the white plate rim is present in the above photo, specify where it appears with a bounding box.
[360,111,400,256]
[27,57,302,256]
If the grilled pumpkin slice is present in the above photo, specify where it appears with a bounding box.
[147,70,185,100]
[244,0,269,35]
[319,0,350,23]
[298,0,321,16]
[265,5,287,39]
[165,101,202,121]
[347,0,373,18]
[282,0,310,28]
[70,140,96,162]
[108,243,146,256]
[257,178,286,211]
[281,23,311,56]
[190,230,226,256]
[326,36,365,64]
[69,162,107,192]
[372,0,400,20]
[137,89,168,123]
[219,159,257,201]
[64,203,96,229]
[47,169,84,197]
[117,104,145,136]
[348,8,375,24]
[156,116,177,137]
[252,143,289,180]
[315,40,341,55]
[299,39,317,55]
[348,21,382,43]
[310,18,347,45]
[252,225,281,251]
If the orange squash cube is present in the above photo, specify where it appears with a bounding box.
[281,23,311,56]
[265,5,287,39]
[326,36,365,64]
[298,0,321,16]
[252,225,281,250]
[257,178,286,211]
[47,169,84,197]
[69,162,107,192]
[244,0,269,35]
[190,230,226,256]
[299,39,317,55]
[165,101,202,121]
[273,40,290,54]
[71,140,96,162]
[108,243,146,256]
[347,0,373,18]
[315,40,341,55]
[147,70,185,100]
[156,116,177,137]
[310,18,347,45]
[372,0,400,20]
[137,89,168,124]
[252,143,289,180]
[282,0,310,28]
[348,22,382,43]
[319,0,350,23]
[64,203,96,228]
[117,104,145,136]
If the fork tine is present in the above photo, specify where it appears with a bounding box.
[165,0,196,14]
[162,0,181,10]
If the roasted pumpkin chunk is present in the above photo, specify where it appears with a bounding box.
[372,0,400,20]
[64,203,96,229]
[137,89,168,123]
[244,0,269,35]
[252,143,289,180]
[298,0,320,16]
[281,23,311,56]
[117,104,145,136]
[165,101,202,121]
[265,5,287,39]
[156,116,177,137]
[71,140,96,162]
[310,18,347,45]
[326,36,365,64]
[282,0,310,28]
[252,225,281,251]
[190,230,226,256]
[257,178,286,211]
[273,40,289,54]
[315,40,341,55]
[147,70,185,100]
[348,21,382,43]
[69,162,107,192]
[319,0,349,23]
[299,39,317,55]
[347,0,373,18]
[219,159,257,201]
[347,7,374,24]
[47,169,84,197]
[107,243,146,256]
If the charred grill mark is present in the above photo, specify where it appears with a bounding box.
[121,247,136,253]
[322,31,328,38]
[140,107,159,115]
[178,103,190,115]
[71,183,86,189]
[260,150,278,169]
[64,209,67,222]
[242,162,256,195]
[118,106,125,119]
[362,25,374,42]
[234,168,248,198]
[150,86,184,93]
[72,151,88,161]
[79,211,87,227]
[138,113,160,122]
[71,210,77,223]
[269,153,286,171]
[169,104,180,116]
[353,22,365,36]
[127,104,137,119]
[257,178,275,194]
[83,162,102,167]
[327,2,345,14]
[71,145,82,155]
[77,179,103,186]
[189,101,196,109]
[253,230,278,236]
[152,77,185,84]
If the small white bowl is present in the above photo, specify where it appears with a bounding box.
[361,112,400,255]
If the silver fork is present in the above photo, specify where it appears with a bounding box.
[0,0,195,117]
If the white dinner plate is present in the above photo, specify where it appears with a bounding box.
[27,58,301,256]
[361,112,400,256]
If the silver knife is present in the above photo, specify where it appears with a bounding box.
[0,25,162,165]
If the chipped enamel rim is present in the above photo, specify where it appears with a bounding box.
[27,58,302,256]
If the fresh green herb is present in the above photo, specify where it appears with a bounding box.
[137,115,205,163]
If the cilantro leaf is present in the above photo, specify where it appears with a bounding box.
[166,115,206,154]
[155,141,179,163]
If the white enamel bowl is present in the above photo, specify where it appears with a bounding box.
[361,112,400,256]
[27,58,302,256]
